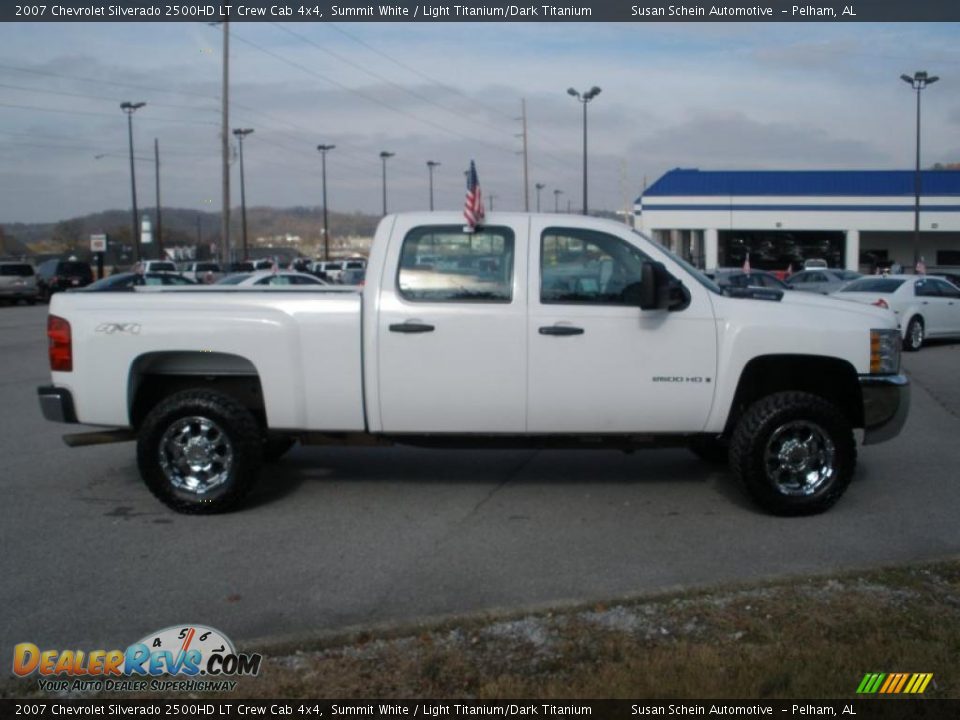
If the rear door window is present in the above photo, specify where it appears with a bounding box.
[398,225,515,303]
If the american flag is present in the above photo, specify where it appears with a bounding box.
[464,160,485,229]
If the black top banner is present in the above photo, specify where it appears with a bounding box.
[3,0,960,22]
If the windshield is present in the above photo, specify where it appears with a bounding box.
[840,278,906,293]
[633,230,721,294]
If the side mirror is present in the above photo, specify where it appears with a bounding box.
[639,262,690,311]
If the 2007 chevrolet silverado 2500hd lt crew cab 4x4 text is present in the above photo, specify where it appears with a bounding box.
[38,213,909,515]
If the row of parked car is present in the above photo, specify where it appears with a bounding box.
[0,256,369,303]
[708,266,960,351]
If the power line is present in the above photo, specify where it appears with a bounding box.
[229,27,522,160]
[0,81,217,115]
[273,23,517,140]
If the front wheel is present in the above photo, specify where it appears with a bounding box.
[137,389,263,513]
[729,392,856,516]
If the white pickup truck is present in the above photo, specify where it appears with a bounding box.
[38,213,909,516]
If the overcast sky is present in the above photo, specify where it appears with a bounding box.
[0,21,958,223]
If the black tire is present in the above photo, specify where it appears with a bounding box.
[903,316,924,352]
[263,435,296,463]
[137,389,263,514]
[729,391,856,516]
[688,436,729,465]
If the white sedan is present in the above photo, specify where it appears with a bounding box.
[217,271,329,287]
[833,274,960,351]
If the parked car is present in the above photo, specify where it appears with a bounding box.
[82,272,198,291]
[227,261,255,273]
[39,211,908,517]
[787,269,861,294]
[340,268,366,286]
[36,258,94,300]
[708,269,790,291]
[182,262,223,284]
[140,260,179,274]
[833,274,960,351]
[0,261,39,304]
[216,271,328,286]
[311,260,343,282]
[803,258,829,269]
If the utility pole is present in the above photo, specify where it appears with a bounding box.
[535,183,545,213]
[426,160,440,211]
[317,144,335,260]
[487,194,497,212]
[553,189,563,213]
[154,138,163,259]
[120,101,145,263]
[220,20,231,265]
[518,98,530,211]
[233,128,254,261]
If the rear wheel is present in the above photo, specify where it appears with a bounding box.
[903,316,924,352]
[729,391,855,516]
[137,389,263,514]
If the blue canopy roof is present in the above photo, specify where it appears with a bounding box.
[640,168,960,200]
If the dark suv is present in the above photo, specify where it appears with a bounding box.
[36,258,94,300]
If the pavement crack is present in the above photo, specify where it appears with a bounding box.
[463,450,539,522]
[906,369,960,421]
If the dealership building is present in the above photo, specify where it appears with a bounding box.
[634,168,960,272]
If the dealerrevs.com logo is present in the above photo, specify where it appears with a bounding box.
[13,624,261,693]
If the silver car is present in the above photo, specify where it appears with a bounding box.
[0,261,39,304]
[787,268,861,294]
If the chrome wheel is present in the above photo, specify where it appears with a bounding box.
[158,416,234,495]
[908,319,923,350]
[763,420,836,497]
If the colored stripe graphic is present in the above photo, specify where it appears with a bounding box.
[857,673,932,694]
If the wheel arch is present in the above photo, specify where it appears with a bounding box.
[724,354,864,435]
[128,351,266,429]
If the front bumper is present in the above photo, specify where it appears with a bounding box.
[37,386,78,424]
[859,374,910,445]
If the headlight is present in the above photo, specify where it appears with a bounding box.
[870,328,901,374]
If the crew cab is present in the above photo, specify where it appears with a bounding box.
[38,213,909,516]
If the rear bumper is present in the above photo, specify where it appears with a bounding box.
[859,374,910,445]
[37,386,78,424]
[0,286,38,299]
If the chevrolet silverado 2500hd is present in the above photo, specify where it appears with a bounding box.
[38,213,909,515]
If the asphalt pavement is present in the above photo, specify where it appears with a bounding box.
[2,304,959,653]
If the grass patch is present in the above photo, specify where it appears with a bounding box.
[5,561,960,699]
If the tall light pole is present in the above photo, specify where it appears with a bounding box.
[120,101,145,262]
[154,138,162,260]
[317,144,335,260]
[426,160,440,211]
[215,20,231,266]
[380,151,394,215]
[535,183,545,213]
[901,71,939,270]
[553,189,563,213]
[233,128,254,261]
[567,86,601,216]
[488,194,497,212]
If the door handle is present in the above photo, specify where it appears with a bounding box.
[389,322,435,334]
[539,325,584,336]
